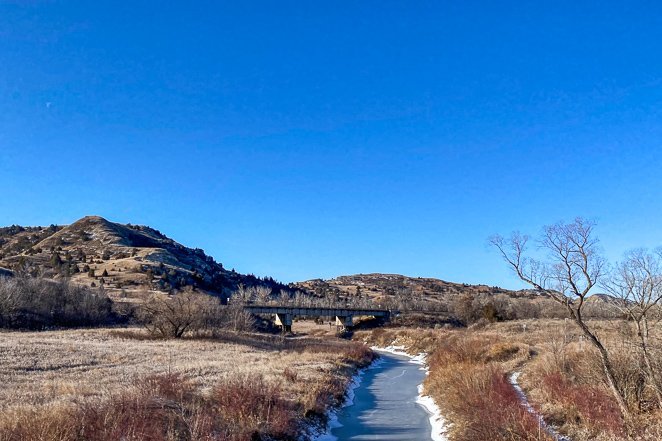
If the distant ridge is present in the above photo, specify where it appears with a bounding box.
[294,273,539,309]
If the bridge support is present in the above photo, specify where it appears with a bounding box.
[275,313,293,333]
[335,315,353,331]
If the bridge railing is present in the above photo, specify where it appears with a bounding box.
[244,305,392,316]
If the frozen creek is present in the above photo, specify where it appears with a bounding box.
[314,348,446,441]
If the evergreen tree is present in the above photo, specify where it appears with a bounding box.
[50,252,62,268]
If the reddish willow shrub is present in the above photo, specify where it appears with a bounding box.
[213,375,298,440]
[542,373,625,436]
[425,335,554,441]
[451,368,553,441]
[341,342,375,366]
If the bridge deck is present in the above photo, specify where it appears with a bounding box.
[243,305,391,317]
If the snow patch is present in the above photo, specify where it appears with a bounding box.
[416,387,447,441]
[509,372,571,441]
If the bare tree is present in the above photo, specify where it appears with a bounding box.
[138,290,221,338]
[452,292,479,325]
[254,285,272,304]
[230,285,274,305]
[490,218,631,420]
[0,275,112,329]
[231,284,251,304]
[226,303,256,332]
[0,276,19,327]
[604,248,662,408]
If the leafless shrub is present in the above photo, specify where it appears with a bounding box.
[137,290,222,338]
[222,304,256,333]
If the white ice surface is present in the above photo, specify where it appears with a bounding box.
[372,346,449,441]
[310,357,385,441]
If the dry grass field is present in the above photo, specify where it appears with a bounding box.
[0,327,373,440]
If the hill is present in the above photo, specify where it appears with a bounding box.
[585,293,623,306]
[295,273,540,311]
[0,216,285,301]
[294,274,623,323]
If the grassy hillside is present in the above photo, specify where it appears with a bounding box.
[296,273,538,304]
[0,216,286,301]
[295,273,621,325]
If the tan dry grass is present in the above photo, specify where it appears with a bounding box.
[0,327,351,415]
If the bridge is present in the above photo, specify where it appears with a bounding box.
[243,305,393,332]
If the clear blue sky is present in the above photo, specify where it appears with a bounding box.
[2,1,662,288]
